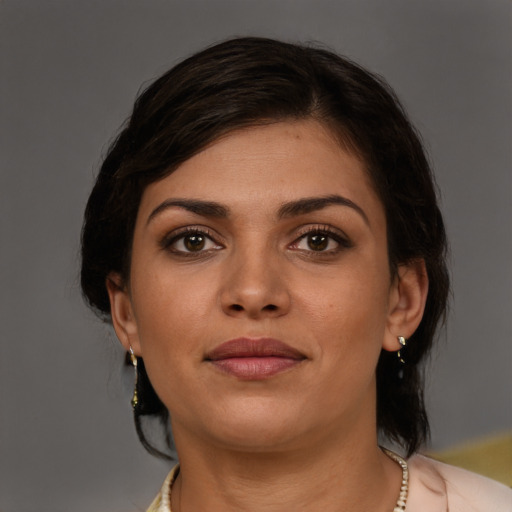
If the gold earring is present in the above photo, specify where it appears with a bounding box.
[129,347,139,409]
[397,336,407,364]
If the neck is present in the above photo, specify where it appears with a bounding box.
[170,422,403,512]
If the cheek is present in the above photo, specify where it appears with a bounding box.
[130,265,215,358]
[298,262,390,323]
[129,270,214,411]
[296,265,391,359]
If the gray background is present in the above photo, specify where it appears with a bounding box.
[1,1,510,511]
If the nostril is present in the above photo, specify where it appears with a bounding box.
[263,304,278,311]
[231,304,244,312]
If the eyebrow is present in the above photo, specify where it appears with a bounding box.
[146,199,230,225]
[278,195,369,225]
[146,194,369,226]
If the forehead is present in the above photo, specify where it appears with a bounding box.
[137,120,381,218]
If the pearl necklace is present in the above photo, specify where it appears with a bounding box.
[383,448,409,511]
[160,449,409,512]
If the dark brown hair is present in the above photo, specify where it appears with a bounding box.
[81,37,449,458]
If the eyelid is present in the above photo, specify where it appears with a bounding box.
[159,225,224,252]
[290,224,353,251]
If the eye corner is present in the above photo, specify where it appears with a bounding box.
[289,224,353,255]
[159,226,225,257]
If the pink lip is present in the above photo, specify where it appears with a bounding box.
[205,338,306,380]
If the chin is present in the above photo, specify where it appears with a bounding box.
[202,403,308,453]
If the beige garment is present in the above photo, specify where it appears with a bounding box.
[147,456,512,512]
[407,455,512,511]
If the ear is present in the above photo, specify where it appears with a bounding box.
[106,273,142,356]
[383,259,429,352]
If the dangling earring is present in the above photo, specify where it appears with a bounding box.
[397,336,407,364]
[129,347,139,409]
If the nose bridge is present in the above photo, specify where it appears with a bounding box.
[220,237,290,317]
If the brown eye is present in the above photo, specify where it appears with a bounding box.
[163,229,222,255]
[291,227,351,254]
[184,234,206,251]
[307,234,329,251]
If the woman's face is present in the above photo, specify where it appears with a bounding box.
[109,120,422,452]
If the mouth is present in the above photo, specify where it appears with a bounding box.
[205,337,306,380]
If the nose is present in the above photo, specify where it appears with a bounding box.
[220,246,291,319]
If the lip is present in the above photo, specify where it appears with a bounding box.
[205,337,306,380]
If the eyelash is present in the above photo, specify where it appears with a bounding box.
[159,224,352,257]
[159,227,223,256]
[290,225,353,255]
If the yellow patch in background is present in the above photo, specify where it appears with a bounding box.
[430,431,512,486]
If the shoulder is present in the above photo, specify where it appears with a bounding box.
[407,454,512,512]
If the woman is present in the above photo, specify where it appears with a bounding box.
[81,38,511,511]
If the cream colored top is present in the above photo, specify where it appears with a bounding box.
[146,455,512,512]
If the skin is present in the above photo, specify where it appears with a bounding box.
[108,120,428,512]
